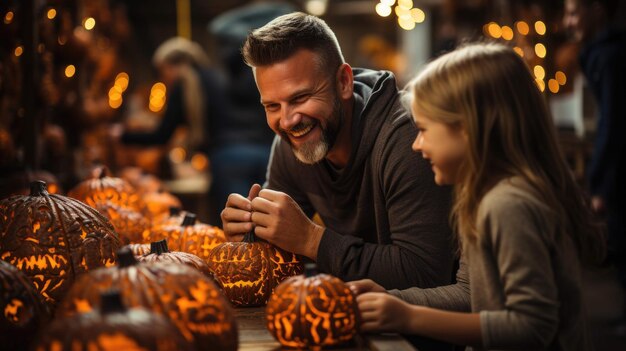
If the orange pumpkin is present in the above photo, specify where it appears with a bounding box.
[148,214,225,261]
[0,181,120,307]
[265,264,360,348]
[35,290,193,351]
[95,203,150,245]
[57,248,238,351]
[1,260,51,350]
[207,232,303,307]
[68,165,142,210]
[141,190,182,219]
[135,239,211,277]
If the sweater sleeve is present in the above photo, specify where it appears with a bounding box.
[388,253,470,311]
[478,194,560,349]
[316,117,455,289]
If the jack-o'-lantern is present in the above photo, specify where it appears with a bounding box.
[1,260,51,351]
[68,165,142,210]
[35,290,193,351]
[136,240,211,277]
[95,203,149,245]
[147,214,225,261]
[57,248,238,351]
[0,181,120,307]
[266,264,360,348]
[141,190,182,219]
[207,232,303,307]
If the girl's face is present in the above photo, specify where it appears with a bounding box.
[411,105,468,185]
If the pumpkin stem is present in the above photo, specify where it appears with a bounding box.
[116,247,138,268]
[181,213,197,226]
[169,206,182,216]
[304,263,318,277]
[100,290,126,314]
[150,239,169,255]
[29,181,48,196]
[96,165,109,179]
[243,230,256,243]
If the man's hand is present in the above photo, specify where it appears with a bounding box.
[221,184,262,241]
[357,292,418,334]
[250,189,324,259]
[347,279,387,296]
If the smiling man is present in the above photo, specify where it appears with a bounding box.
[220,12,454,290]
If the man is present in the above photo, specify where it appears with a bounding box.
[564,0,626,326]
[221,12,453,290]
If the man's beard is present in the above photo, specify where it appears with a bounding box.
[280,95,343,165]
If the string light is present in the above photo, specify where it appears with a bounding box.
[534,43,546,58]
[555,71,567,85]
[486,22,502,38]
[14,46,23,57]
[115,72,130,92]
[4,11,14,24]
[398,16,415,30]
[534,21,546,35]
[191,153,209,171]
[501,26,514,40]
[47,8,57,20]
[515,21,529,35]
[149,82,167,112]
[375,3,392,17]
[398,0,413,10]
[381,0,396,6]
[169,147,186,164]
[533,65,545,80]
[65,65,76,78]
[513,47,524,57]
[410,8,425,23]
[548,79,559,93]
[535,79,545,92]
[83,17,95,30]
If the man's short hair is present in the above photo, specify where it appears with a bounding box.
[242,12,345,77]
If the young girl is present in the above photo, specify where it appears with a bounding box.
[348,43,604,350]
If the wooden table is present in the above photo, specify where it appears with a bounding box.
[236,307,417,351]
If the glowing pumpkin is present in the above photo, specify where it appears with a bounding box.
[148,213,225,261]
[207,232,303,307]
[68,165,142,210]
[136,239,211,277]
[0,181,120,307]
[0,260,51,351]
[95,203,149,245]
[265,264,360,348]
[35,290,193,351]
[57,248,238,351]
[141,190,182,219]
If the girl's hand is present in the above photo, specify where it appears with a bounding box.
[347,279,386,295]
[357,292,417,334]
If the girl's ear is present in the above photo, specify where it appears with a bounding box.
[336,63,354,100]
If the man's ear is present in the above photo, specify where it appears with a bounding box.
[335,63,354,100]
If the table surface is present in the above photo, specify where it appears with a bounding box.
[235,307,417,351]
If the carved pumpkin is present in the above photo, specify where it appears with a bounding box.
[148,213,226,261]
[0,181,120,307]
[95,203,150,245]
[58,248,238,351]
[68,165,142,210]
[35,290,193,351]
[126,243,150,256]
[266,264,360,348]
[141,190,182,219]
[136,239,211,277]
[207,232,303,307]
[1,260,51,351]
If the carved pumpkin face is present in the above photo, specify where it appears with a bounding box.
[57,248,238,351]
[141,190,182,219]
[136,240,211,277]
[35,290,193,351]
[1,260,51,351]
[95,203,149,245]
[265,265,360,348]
[68,166,142,210]
[0,181,121,307]
[207,233,303,307]
[148,214,225,261]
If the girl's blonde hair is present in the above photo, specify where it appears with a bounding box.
[406,43,604,264]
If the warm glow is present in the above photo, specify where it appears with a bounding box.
[14,46,23,57]
[501,26,514,40]
[513,46,524,57]
[381,0,396,6]
[515,21,529,35]
[410,8,425,23]
[486,22,502,38]
[305,0,327,16]
[398,16,415,30]
[4,11,14,24]
[47,8,57,20]
[555,71,567,85]
[109,98,123,109]
[394,5,409,18]
[548,79,559,93]
[535,79,545,92]
[149,82,167,112]
[534,43,546,58]
[151,82,166,96]
[375,3,392,17]
[191,153,209,171]
[65,65,76,78]
[115,72,129,91]
[533,65,545,80]
[398,0,413,10]
[534,21,546,35]
[109,86,122,100]
[83,17,96,30]
[169,147,186,164]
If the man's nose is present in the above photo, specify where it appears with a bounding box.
[279,108,303,131]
